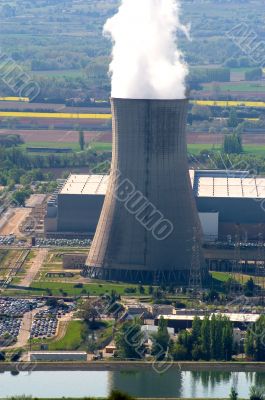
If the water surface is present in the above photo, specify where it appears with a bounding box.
[0,369,263,398]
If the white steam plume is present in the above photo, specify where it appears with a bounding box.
[104,0,189,100]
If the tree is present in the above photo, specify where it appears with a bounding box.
[109,390,135,400]
[12,189,31,206]
[229,387,238,400]
[151,317,171,360]
[81,299,100,329]
[244,278,255,297]
[116,320,145,360]
[201,316,211,360]
[223,133,242,154]
[228,109,239,128]
[79,130,85,151]
[249,386,265,400]
[245,316,265,361]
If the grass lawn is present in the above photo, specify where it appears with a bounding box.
[6,281,150,297]
[210,271,232,283]
[20,142,81,151]
[49,320,85,351]
[203,82,265,92]
[188,143,265,156]
[89,142,112,152]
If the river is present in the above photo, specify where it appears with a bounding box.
[0,369,265,398]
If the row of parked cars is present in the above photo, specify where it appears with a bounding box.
[30,304,75,339]
[0,235,15,246]
[35,238,90,248]
[0,298,43,317]
[30,315,58,339]
[0,317,22,342]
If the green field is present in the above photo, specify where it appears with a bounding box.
[203,82,265,93]
[188,144,265,156]
[49,321,85,351]
[7,281,150,297]
[20,142,81,152]
[18,140,265,157]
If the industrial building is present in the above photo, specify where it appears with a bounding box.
[29,351,87,362]
[45,170,265,243]
[155,313,260,332]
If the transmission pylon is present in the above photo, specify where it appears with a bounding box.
[189,227,202,298]
[256,233,265,303]
[229,233,243,297]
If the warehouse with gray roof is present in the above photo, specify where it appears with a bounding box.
[44,170,265,241]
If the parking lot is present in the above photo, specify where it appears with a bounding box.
[0,298,41,317]
[30,311,58,339]
[0,317,22,344]
[0,298,75,347]
[30,304,75,340]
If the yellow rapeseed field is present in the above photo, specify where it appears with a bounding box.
[0,97,29,102]
[192,100,265,108]
[0,100,264,120]
[0,111,112,119]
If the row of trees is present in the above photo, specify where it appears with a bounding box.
[173,315,233,361]
[245,316,265,361]
[115,315,234,362]
[0,146,111,187]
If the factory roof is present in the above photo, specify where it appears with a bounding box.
[157,313,260,323]
[60,174,109,195]
[194,170,265,199]
[59,171,265,199]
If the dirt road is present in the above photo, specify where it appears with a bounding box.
[18,248,48,287]
[0,208,31,237]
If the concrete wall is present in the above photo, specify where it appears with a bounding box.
[57,194,104,234]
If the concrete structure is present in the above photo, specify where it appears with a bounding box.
[87,98,205,285]
[29,351,87,362]
[194,170,265,240]
[45,170,265,242]
[45,175,107,237]
[63,254,87,269]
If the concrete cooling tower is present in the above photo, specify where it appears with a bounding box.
[86,98,206,285]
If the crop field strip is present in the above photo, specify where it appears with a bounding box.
[1,100,265,120]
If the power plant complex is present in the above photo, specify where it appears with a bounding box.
[86,98,205,284]
[44,103,265,286]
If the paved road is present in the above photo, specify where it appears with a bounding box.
[18,248,48,288]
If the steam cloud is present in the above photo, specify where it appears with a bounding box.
[104,0,189,100]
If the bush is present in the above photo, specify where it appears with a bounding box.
[124,287,136,294]
[249,386,265,400]
[229,387,238,400]
[108,390,135,400]
[10,350,23,362]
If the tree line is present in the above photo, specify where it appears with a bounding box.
[115,315,234,362]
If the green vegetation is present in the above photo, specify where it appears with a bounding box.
[223,133,242,154]
[172,315,233,361]
[0,1,264,101]
[116,319,145,360]
[7,281,150,297]
[79,131,85,151]
[48,321,86,351]
[245,316,265,361]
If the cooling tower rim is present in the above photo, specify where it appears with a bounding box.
[110,97,189,102]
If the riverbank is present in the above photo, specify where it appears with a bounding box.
[1,361,265,372]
